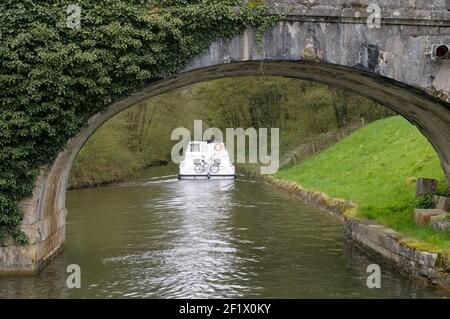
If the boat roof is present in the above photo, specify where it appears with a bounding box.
[188,141,224,144]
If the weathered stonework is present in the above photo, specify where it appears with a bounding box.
[433,195,450,211]
[1,0,450,275]
[0,166,66,275]
[432,220,450,232]
[415,208,448,225]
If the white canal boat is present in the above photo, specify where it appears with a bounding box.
[178,141,236,179]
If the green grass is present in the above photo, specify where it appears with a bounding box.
[275,116,450,251]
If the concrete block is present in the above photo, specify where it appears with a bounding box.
[432,220,450,232]
[414,209,448,225]
[433,195,450,211]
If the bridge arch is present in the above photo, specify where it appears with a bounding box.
[2,7,450,274]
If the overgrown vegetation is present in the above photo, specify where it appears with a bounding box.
[275,116,450,250]
[414,194,434,209]
[0,0,276,245]
[70,88,207,188]
[70,77,391,187]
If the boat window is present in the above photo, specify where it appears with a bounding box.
[190,143,200,152]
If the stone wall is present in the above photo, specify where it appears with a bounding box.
[265,176,450,290]
[0,167,66,275]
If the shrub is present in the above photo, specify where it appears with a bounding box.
[414,194,434,209]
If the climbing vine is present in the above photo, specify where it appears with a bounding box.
[0,0,277,245]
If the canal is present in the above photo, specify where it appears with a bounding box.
[0,169,447,298]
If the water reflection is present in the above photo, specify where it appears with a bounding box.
[102,179,243,298]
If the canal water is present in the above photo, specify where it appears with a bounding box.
[0,170,448,298]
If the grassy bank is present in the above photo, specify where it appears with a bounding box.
[275,116,450,251]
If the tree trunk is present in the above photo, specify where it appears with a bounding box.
[415,178,438,197]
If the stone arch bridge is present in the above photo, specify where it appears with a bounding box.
[1,0,450,274]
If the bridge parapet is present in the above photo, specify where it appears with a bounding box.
[269,0,449,10]
[268,1,450,26]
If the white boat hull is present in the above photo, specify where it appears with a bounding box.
[179,141,236,180]
[178,174,236,180]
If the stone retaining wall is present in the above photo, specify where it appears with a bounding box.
[264,176,450,290]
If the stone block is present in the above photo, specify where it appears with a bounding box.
[432,195,450,211]
[414,209,448,225]
[432,220,450,232]
[415,178,438,197]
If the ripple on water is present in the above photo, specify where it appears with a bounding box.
[0,177,448,299]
